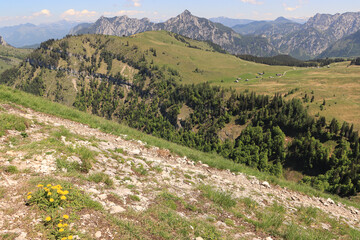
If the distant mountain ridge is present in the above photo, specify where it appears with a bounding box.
[209,17,254,27]
[0,21,82,48]
[231,12,360,59]
[70,10,278,57]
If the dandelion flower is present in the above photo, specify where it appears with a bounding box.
[37,184,43,188]
[50,198,54,202]
[63,223,68,227]
[63,190,69,195]
[27,192,32,195]
[47,184,52,187]
[61,196,67,200]
[59,228,64,232]
[45,216,51,221]
[61,238,67,240]
[27,195,32,199]
[68,236,73,240]
[58,223,63,228]
[63,214,69,219]
[47,192,52,196]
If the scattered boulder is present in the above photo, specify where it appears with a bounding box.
[261,181,271,188]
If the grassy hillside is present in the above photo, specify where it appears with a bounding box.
[3,31,360,198]
[1,85,360,239]
[6,30,359,130]
[0,84,359,208]
[0,45,32,73]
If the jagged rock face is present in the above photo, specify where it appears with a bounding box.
[231,12,360,59]
[70,10,278,56]
[85,16,155,36]
[0,36,8,46]
[276,12,360,59]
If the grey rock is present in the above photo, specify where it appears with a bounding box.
[261,181,271,188]
[95,231,102,238]
[110,205,126,214]
[327,198,335,205]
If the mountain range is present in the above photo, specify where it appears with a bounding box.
[0,21,81,48]
[70,10,360,60]
[70,10,278,57]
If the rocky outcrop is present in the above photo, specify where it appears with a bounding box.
[0,36,8,46]
[70,10,278,56]
[72,16,154,36]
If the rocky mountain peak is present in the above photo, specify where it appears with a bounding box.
[180,9,192,17]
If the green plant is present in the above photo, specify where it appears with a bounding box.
[199,184,236,209]
[88,172,114,187]
[4,165,19,174]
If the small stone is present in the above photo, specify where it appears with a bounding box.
[15,232,27,240]
[261,181,271,188]
[266,237,273,240]
[110,205,126,214]
[95,231,102,238]
[98,194,107,200]
[327,198,335,205]
[88,188,100,194]
[195,237,204,240]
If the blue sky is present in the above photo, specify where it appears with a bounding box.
[1,0,360,26]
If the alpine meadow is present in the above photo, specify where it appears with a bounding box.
[2,3,360,240]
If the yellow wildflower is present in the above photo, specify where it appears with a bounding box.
[59,228,64,232]
[68,236,73,240]
[47,192,52,196]
[63,214,69,219]
[63,223,68,227]
[27,192,32,195]
[44,188,49,192]
[45,216,51,221]
[27,195,32,200]
[58,223,63,228]
[57,185,62,189]
[37,184,44,188]
[49,198,54,202]
[63,190,69,195]
[61,196,67,200]
[61,238,67,240]
[47,184,52,187]
[51,186,57,190]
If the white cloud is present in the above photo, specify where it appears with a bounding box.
[61,9,97,19]
[283,3,300,12]
[33,9,51,17]
[131,0,141,7]
[240,0,264,5]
